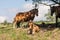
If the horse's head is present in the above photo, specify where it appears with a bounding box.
[34,8,38,16]
[50,6,56,16]
[30,8,38,16]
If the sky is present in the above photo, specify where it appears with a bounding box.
[0,0,50,23]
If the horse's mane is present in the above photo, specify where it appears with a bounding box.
[16,9,33,16]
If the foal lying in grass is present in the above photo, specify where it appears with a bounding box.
[27,21,40,34]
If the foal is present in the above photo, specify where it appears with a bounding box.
[28,21,40,34]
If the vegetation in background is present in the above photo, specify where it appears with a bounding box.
[45,11,56,22]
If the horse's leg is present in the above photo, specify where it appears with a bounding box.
[16,21,20,28]
[56,16,58,27]
[20,19,25,28]
[32,28,35,35]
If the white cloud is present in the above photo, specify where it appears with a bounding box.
[23,3,34,11]
[0,16,7,23]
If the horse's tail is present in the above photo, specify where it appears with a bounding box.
[13,17,17,28]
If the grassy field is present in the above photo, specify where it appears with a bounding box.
[0,22,60,40]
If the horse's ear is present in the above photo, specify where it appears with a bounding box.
[35,3,39,9]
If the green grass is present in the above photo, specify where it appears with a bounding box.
[0,22,60,40]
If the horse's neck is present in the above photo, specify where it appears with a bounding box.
[55,7,60,16]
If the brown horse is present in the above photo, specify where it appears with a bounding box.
[50,6,60,27]
[27,21,40,34]
[13,8,38,28]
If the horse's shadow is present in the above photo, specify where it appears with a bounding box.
[25,22,60,31]
[38,22,60,31]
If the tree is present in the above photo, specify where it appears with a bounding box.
[4,20,7,25]
[45,11,55,22]
[51,0,60,4]
[25,0,60,5]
